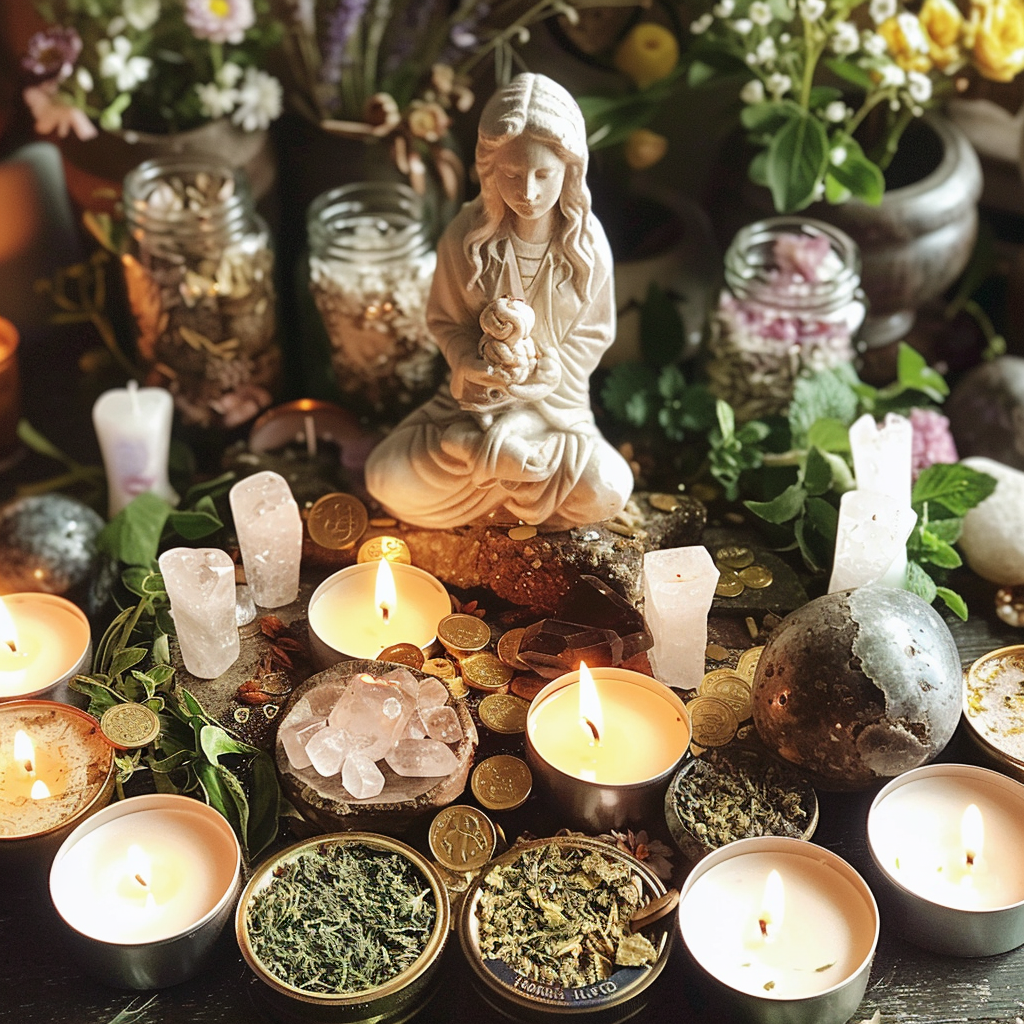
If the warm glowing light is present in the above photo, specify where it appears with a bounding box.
[962,803,984,867]
[30,779,51,800]
[375,558,397,623]
[13,729,34,774]
[758,870,785,941]
[126,844,152,889]
[577,662,603,744]
[0,596,17,652]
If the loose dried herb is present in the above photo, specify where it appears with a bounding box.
[477,843,658,989]
[247,843,436,994]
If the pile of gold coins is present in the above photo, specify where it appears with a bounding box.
[685,646,763,753]
[713,546,773,598]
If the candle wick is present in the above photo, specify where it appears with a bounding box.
[380,604,390,624]
[759,918,769,938]
[135,873,148,888]
[966,851,976,868]
[2,638,15,654]
[581,717,600,744]
[23,759,34,775]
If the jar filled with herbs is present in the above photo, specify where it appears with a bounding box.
[307,183,442,419]
[122,158,280,430]
[705,217,865,422]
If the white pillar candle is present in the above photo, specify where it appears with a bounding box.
[229,470,302,608]
[643,546,719,690]
[158,547,239,678]
[829,490,917,593]
[92,381,178,518]
[848,412,913,506]
[678,837,878,1006]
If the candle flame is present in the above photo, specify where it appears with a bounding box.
[758,870,785,941]
[962,803,984,867]
[0,596,18,653]
[577,662,603,745]
[13,730,34,774]
[126,844,151,889]
[375,557,397,624]
[30,779,50,800]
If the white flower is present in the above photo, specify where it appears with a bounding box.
[869,0,897,24]
[878,62,907,86]
[780,32,791,42]
[714,0,735,16]
[800,0,826,21]
[196,82,239,118]
[812,180,826,200]
[749,1,773,24]
[766,71,792,95]
[831,21,859,54]
[740,78,766,102]
[862,31,887,56]
[896,12,929,53]
[97,36,151,92]
[107,16,127,35]
[76,66,93,91]
[825,100,847,121]
[755,36,778,62]
[123,0,159,31]
[907,70,933,101]
[217,62,244,88]
[690,12,714,33]
[731,18,754,33]
[231,68,282,131]
[830,145,848,165]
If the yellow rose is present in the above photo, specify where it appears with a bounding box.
[623,128,668,170]
[613,23,680,89]
[971,0,1024,80]
[878,13,934,72]
[920,0,966,66]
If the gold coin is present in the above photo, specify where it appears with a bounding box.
[700,671,753,721]
[497,627,528,670]
[378,643,425,670]
[510,674,548,701]
[715,572,745,598]
[508,525,537,541]
[471,754,533,812]
[479,693,530,734]
[356,535,411,564]
[738,564,773,589]
[422,657,456,680]
[686,695,739,747]
[649,493,681,513]
[437,613,491,654]
[736,646,765,683]
[307,492,368,550]
[715,545,755,569]
[100,702,161,749]
[705,643,729,662]
[462,651,514,691]
[428,804,496,871]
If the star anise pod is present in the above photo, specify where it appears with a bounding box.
[450,595,487,619]
[600,828,675,880]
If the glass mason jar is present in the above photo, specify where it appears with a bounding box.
[705,217,866,422]
[121,157,280,430]
[307,183,442,418]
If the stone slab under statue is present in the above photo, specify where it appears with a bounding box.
[365,73,633,529]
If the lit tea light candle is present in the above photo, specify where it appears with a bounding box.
[307,560,450,667]
[0,593,92,704]
[525,664,691,830]
[0,701,115,872]
[867,763,1024,956]
[678,836,879,1024]
[50,793,241,989]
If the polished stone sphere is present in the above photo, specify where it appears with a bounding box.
[751,588,961,790]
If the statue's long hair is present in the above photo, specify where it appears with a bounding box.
[464,73,595,302]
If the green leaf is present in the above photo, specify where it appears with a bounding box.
[824,172,852,205]
[121,567,152,597]
[788,369,860,446]
[935,586,969,621]
[17,420,74,465]
[740,100,798,133]
[69,676,123,718]
[905,560,938,603]
[911,464,997,517]
[639,283,685,367]
[808,86,843,107]
[147,749,194,773]
[897,343,948,402]
[716,399,736,441]
[765,112,829,213]
[108,646,148,680]
[828,144,884,205]
[745,483,807,524]
[167,500,223,540]
[200,724,261,764]
[806,417,852,453]
[823,58,874,91]
[749,150,770,187]
[98,493,173,567]
[802,447,833,496]
[804,495,839,543]
[246,751,283,858]
[926,518,963,544]
[601,362,658,426]
[181,471,236,507]
[194,760,244,836]
[921,538,962,569]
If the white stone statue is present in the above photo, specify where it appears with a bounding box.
[364,73,633,529]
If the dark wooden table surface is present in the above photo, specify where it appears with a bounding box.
[4,566,1024,1024]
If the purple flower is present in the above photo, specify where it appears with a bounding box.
[321,0,371,84]
[909,407,958,480]
[22,27,82,84]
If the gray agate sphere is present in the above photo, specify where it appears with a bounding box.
[751,588,961,791]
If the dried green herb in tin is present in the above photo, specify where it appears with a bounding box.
[476,843,658,989]
[246,842,436,993]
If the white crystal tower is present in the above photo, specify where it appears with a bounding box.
[159,547,239,678]
[229,471,302,608]
[829,490,918,593]
[643,546,720,690]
